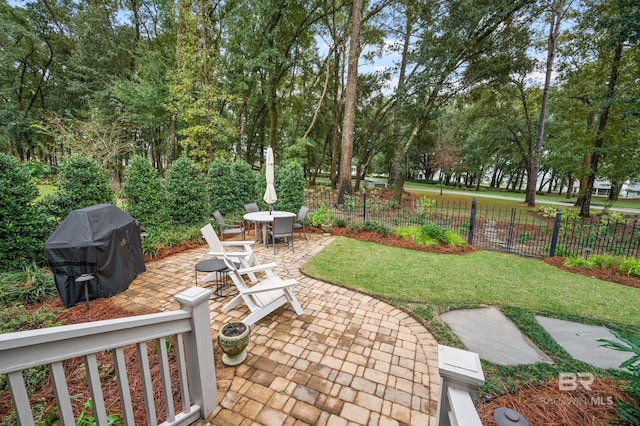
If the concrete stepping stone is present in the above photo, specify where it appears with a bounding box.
[535,316,630,370]
[441,307,552,365]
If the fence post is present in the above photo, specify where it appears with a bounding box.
[435,345,485,426]
[174,287,217,418]
[549,209,563,257]
[468,198,477,245]
[506,208,517,253]
[363,190,367,221]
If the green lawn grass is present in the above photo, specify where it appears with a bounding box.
[302,237,639,395]
[302,237,640,330]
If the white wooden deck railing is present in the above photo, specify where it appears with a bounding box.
[0,287,217,426]
[436,345,485,426]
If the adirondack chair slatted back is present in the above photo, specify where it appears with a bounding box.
[201,224,223,254]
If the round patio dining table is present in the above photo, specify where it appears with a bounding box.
[243,210,296,246]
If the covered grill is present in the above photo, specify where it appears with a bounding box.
[44,204,146,307]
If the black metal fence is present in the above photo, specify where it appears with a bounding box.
[304,189,640,259]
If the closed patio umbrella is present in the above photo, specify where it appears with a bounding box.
[263,146,277,214]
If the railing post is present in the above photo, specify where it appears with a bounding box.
[174,287,217,418]
[468,198,477,245]
[436,345,485,426]
[549,209,562,257]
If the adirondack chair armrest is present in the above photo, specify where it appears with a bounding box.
[241,279,298,294]
[236,262,278,274]
[215,250,251,257]
[207,248,252,257]
[221,241,255,247]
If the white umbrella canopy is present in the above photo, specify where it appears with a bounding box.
[263,146,277,213]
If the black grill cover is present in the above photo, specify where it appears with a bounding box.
[44,204,146,307]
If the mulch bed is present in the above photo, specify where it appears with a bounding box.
[543,256,640,290]
[477,378,634,425]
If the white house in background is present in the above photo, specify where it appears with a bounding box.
[625,184,640,197]
[571,179,640,198]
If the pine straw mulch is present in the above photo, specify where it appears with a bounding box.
[477,377,634,426]
[0,298,226,424]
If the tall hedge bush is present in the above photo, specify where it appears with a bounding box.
[39,154,114,220]
[255,160,305,213]
[121,155,169,227]
[207,159,257,216]
[166,156,207,225]
[0,154,52,271]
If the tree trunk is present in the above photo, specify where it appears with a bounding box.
[167,115,177,163]
[330,47,342,189]
[580,42,623,217]
[608,181,621,201]
[390,5,413,186]
[393,123,419,202]
[337,0,363,205]
[527,0,564,206]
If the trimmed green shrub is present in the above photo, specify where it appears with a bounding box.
[39,154,115,220]
[207,159,257,216]
[166,156,207,225]
[255,160,305,214]
[0,154,53,272]
[121,155,169,227]
[233,160,258,211]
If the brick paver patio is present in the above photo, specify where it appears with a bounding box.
[119,233,439,425]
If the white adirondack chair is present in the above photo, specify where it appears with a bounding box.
[200,224,261,282]
[220,255,304,326]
